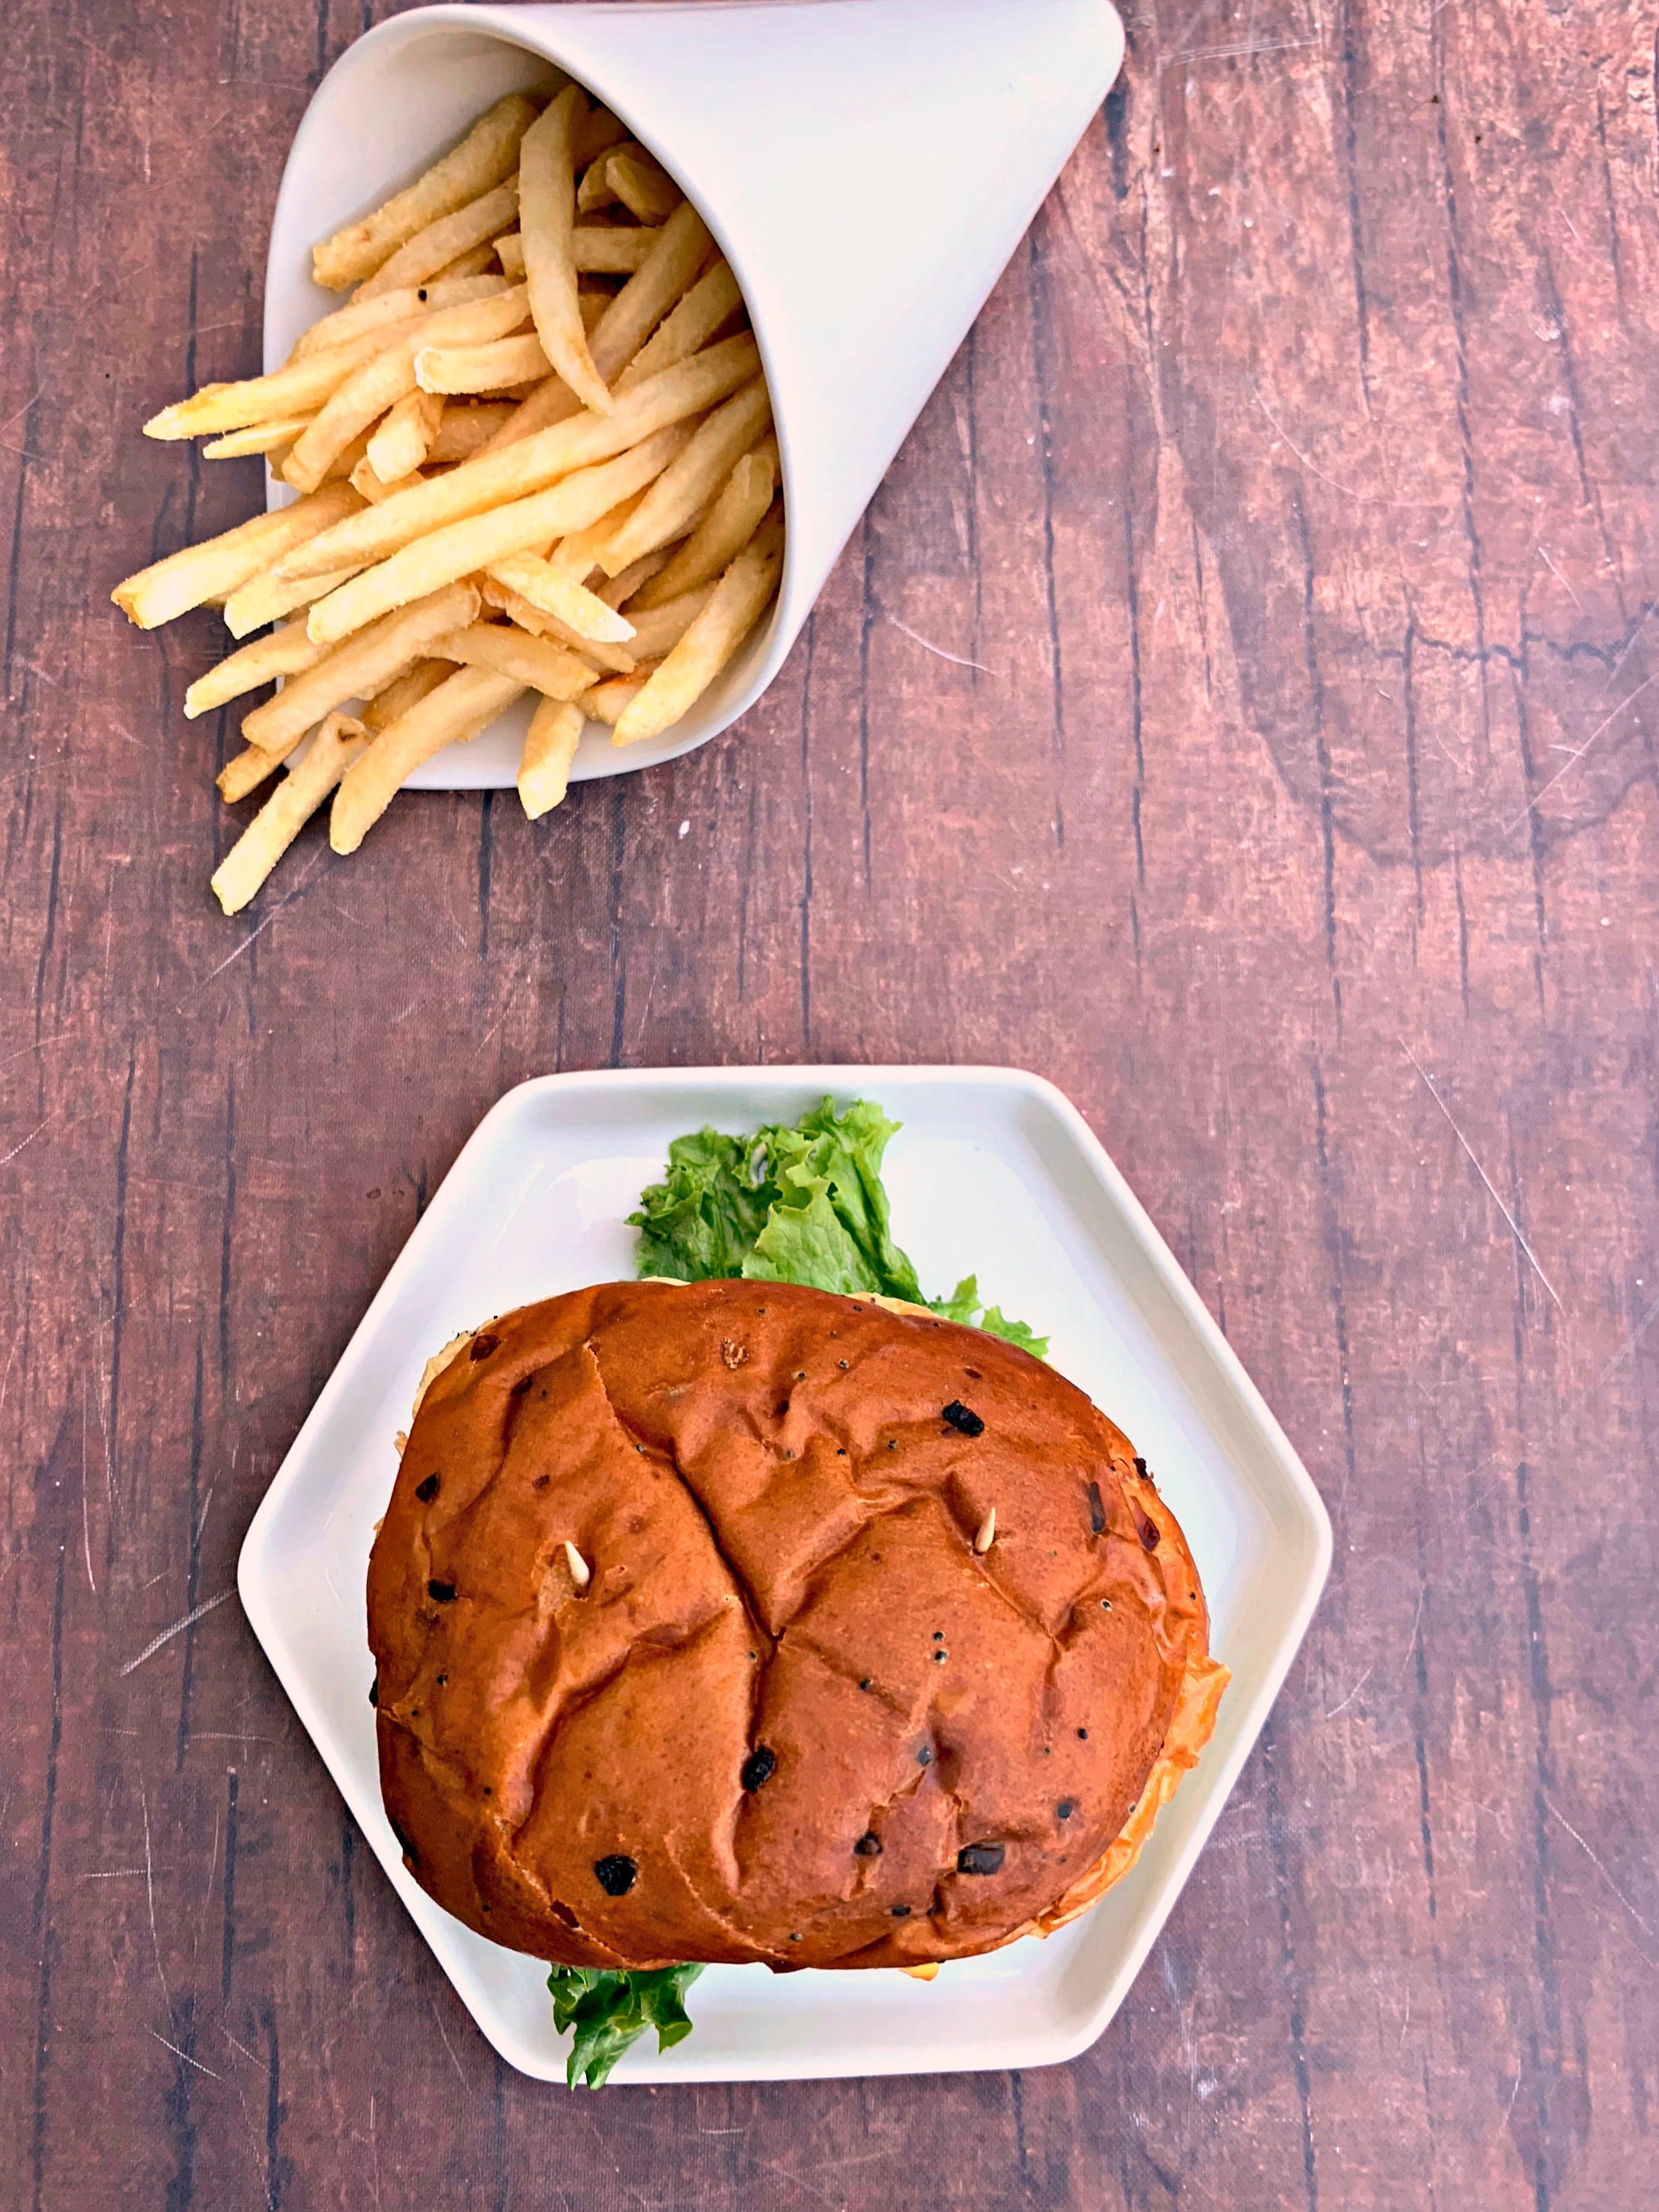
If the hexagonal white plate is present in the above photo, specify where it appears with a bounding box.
[237,1067,1329,2083]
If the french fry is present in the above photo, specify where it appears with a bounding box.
[579,671,651,725]
[612,584,715,663]
[518,86,611,415]
[586,201,712,387]
[277,333,758,580]
[494,231,526,279]
[317,428,375,485]
[363,658,452,731]
[632,445,776,607]
[243,580,481,759]
[290,275,511,362]
[427,621,597,699]
[596,374,772,574]
[576,145,626,216]
[366,389,445,482]
[415,331,550,397]
[573,228,659,275]
[283,286,529,493]
[355,179,520,302]
[517,695,585,818]
[349,458,422,505]
[481,579,635,673]
[485,551,636,642]
[330,667,526,852]
[615,260,744,392]
[286,359,420,492]
[606,150,681,226]
[312,94,537,289]
[612,509,782,746]
[184,621,326,719]
[111,481,362,630]
[203,417,314,459]
[596,549,672,606]
[272,429,362,484]
[426,402,515,463]
[217,744,283,804]
[472,371,580,457]
[305,421,692,645]
[213,713,369,913]
[223,561,363,641]
[143,322,427,441]
[545,490,648,580]
[422,240,502,288]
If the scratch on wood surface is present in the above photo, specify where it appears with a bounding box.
[1541,1794,1657,1950]
[1400,1043,1562,1311]
[92,1312,118,1521]
[217,2023,261,2068]
[1164,36,1322,64]
[1249,383,1441,508]
[214,2022,277,2211]
[429,1994,469,2088]
[150,2028,219,2078]
[0,1020,77,1072]
[199,1806,221,1951]
[1503,671,1658,835]
[0,1111,55,1169]
[1585,1290,1659,1396]
[0,388,40,435]
[883,613,988,672]
[1535,543,1584,609]
[120,1586,234,1676]
[1160,1944,1201,2127]
[204,847,329,979]
[140,1780,171,2018]
[1324,1662,1375,1719]
[79,1401,96,1597]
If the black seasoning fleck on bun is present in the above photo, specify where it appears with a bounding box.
[368,1279,1227,1972]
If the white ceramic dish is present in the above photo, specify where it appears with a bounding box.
[238,1066,1330,2084]
[261,0,1124,788]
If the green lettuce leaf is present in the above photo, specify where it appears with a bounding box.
[744,1097,925,1300]
[630,1127,772,1282]
[548,1963,705,2088]
[628,1097,1047,1356]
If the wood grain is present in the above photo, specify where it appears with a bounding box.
[2,0,1656,2203]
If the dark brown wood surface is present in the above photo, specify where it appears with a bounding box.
[3,0,1655,2202]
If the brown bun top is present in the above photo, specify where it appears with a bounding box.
[368,1279,1226,1972]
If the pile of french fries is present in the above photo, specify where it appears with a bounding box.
[112,87,784,915]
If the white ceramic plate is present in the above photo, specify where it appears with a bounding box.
[237,1067,1330,2083]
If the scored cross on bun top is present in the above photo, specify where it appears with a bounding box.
[367,1279,1227,1972]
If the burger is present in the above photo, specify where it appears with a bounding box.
[367,1276,1228,1995]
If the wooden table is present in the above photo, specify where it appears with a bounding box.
[4,1,1653,2202]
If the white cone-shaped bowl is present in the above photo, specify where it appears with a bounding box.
[264,0,1125,788]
